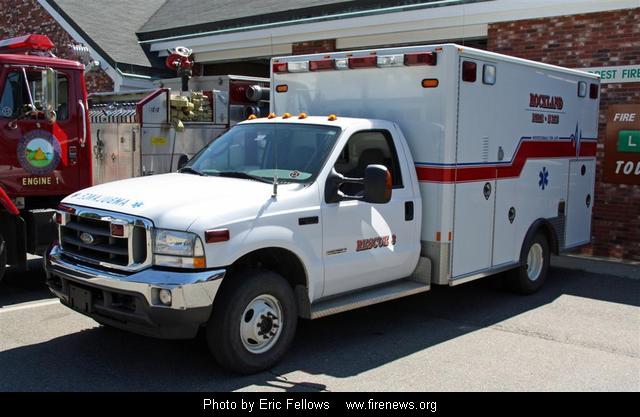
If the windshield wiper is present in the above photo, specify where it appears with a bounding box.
[215,171,272,184]
[178,166,204,176]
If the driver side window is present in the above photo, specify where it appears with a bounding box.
[334,130,403,195]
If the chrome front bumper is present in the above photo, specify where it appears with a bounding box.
[44,244,226,339]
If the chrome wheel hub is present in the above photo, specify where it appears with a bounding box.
[240,294,283,354]
[526,243,544,282]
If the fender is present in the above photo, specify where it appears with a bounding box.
[222,224,323,301]
[520,218,560,263]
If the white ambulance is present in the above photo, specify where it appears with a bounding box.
[45,44,600,373]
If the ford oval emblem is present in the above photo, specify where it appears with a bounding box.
[79,232,95,245]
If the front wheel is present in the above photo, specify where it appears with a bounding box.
[0,233,7,283]
[206,269,298,374]
[507,232,550,294]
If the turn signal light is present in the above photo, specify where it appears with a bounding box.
[205,229,230,243]
[192,257,206,268]
[275,84,288,93]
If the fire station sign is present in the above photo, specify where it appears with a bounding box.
[604,104,640,185]
[581,65,640,83]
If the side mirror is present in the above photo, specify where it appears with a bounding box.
[177,153,190,170]
[41,68,58,123]
[324,164,392,204]
[363,164,392,204]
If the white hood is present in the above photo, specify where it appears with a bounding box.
[63,173,276,230]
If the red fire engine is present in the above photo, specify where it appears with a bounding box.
[0,34,92,280]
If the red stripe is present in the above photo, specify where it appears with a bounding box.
[416,140,597,183]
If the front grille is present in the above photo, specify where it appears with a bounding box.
[59,209,150,271]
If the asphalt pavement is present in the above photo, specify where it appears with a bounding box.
[0,257,638,392]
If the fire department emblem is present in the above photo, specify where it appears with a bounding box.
[17,130,61,176]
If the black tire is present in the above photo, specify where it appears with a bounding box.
[0,232,7,283]
[507,232,549,294]
[206,269,298,374]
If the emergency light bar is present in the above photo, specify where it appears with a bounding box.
[0,34,54,54]
[273,52,436,73]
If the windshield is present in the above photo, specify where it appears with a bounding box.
[185,123,341,183]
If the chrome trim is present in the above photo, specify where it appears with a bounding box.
[47,245,225,310]
[58,205,154,272]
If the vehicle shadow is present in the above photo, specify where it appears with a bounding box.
[0,257,51,307]
[0,267,637,391]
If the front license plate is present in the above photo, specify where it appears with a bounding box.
[69,285,93,313]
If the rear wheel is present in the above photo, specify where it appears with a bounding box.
[0,233,7,283]
[206,269,297,374]
[508,232,549,294]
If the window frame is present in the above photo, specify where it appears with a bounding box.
[334,128,404,189]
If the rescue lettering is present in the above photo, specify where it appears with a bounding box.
[529,93,564,110]
[356,234,397,252]
[22,176,52,186]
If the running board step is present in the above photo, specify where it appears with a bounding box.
[310,279,430,319]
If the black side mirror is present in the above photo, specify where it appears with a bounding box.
[363,164,392,204]
[177,154,189,170]
[324,164,392,204]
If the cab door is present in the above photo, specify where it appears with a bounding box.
[321,129,418,297]
[0,66,82,196]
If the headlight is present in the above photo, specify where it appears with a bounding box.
[153,229,206,268]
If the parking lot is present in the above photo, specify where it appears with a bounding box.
[0,258,638,392]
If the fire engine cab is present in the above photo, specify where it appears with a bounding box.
[0,34,92,280]
[45,44,599,373]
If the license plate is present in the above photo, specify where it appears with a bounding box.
[69,285,93,313]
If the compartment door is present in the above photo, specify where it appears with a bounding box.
[565,160,595,248]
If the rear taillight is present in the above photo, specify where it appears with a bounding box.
[404,52,437,66]
[55,212,62,224]
[589,83,599,99]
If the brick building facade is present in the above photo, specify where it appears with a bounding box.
[0,0,113,92]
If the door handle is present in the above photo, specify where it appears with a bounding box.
[78,100,86,147]
[483,182,492,200]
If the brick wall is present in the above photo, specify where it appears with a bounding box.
[292,39,337,55]
[0,0,114,92]
[488,8,640,260]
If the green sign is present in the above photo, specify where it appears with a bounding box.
[617,130,640,153]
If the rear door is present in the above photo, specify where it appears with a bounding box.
[0,66,81,197]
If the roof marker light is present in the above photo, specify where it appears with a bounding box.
[334,58,349,70]
[287,61,309,72]
[272,62,288,73]
[298,112,308,119]
[404,52,437,66]
[328,114,337,121]
[348,56,377,69]
[267,112,277,119]
[247,114,257,120]
[377,54,404,67]
[309,59,334,71]
[282,112,292,119]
